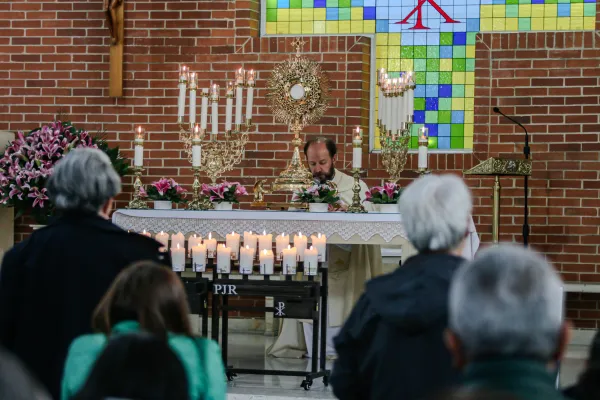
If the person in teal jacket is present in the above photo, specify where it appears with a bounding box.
[61,261,227,400]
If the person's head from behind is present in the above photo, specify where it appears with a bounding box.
[72,333,189,400]
[93,261,192,337]
[46,148,121,219]
[446,244,569,370]
[304,137,337,183]
[0,347,50,400]
[398,174,472,255]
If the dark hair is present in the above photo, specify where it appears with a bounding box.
[92,261,192,337]
[429,387,519,400]
[570,330,600,400]
[303,137,337,158]
[0,347,50,400]
[72,333,189,400]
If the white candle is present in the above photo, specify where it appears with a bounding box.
[257,230,272,252]
[155,231,169,248]
[243,231,257,254]
[204,232,217,258]
[192,243,207,272]
[200,88,209,130]
[385,81,392,131]
[259,249,274,275]
[226,231,241,260]
[235,68,244,126]
[275,233,289,260]
[282,245,297,275]
[192,124,201,167]
[304,246,319,276]
[378,88,383,124]
[245,70,255,122]
[170,232,185,251]
[134,126,144,167]
[141,230,152,237]
[240,245,255,274]
[418,127,429,169]
[217,244,231,273]
[211,84,219,136]
[391,79,398,132]
[177,65,188,119]
[188,72,197,125]
[188,234,202,256]
[171,243,186,272]
[293,232,307,261]
[225,82,234,132]
[310,233,327,262]
[352,127,362,169]
[398,88,406,125]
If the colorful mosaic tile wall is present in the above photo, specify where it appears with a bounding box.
[263,0,596,150]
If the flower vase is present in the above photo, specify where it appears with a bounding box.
[153,200,173,210]
[309,203,329,213]
[378,204,399,214]
[213,202,233,211]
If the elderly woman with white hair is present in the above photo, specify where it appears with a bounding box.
[331,174,472,400]
[0,148,167,400]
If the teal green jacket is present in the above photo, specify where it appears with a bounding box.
[60,321,227,400]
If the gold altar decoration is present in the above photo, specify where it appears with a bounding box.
[346,169,367,213]
[126,167,149,210]
[464,157,532,243]
[266,37,331,192]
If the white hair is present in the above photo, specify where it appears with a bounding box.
[398,174,472,252]
[449,244,564,360]
[47,148,121,213]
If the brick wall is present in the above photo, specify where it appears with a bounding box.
[1,0,600,327]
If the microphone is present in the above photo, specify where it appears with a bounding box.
[493,107,530,158]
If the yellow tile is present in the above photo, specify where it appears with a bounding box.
[571,17,584,30]
[302,21,313,33]
[326,21,339,33]
[400,58,414,72]
[314,21,326,33]
[388,46,400,58]
[531,17,544,30]
[466,72,475,85]
[571,4,583,17]
[492,5,505,17]
[519,4,531,17]
[452,98,465,110]
[465,98,474,111]
[266,22,277,35]
[351,7,363,20]
[464,136,473,149]
[364,20,375,33]
[376,33,388,46]
[480,18,493,32]
[314,8,326,20]
[376,58,386,69]
[465,85,474,99]
[545,4,557,17]
[556,17,570,30]
[466,45,475,58]
[302,8,314,20]
[480,5,493,19]
[277,21,290,33]
[440,59,452,71]
[584,17,595,30]
[531,4,544,17]
[339,20,351,33]
[376,46,388,58]
[465,110,474,124]
[464,124,473,137]
[453,72,466,84]
[277,9,290,21]
[290,21,302,33]
[290,9,302,21]
[388,33,401,46]
[351,20,363,33]
[388,59,400,71]
[492,18,506,31]
[506,18,518,31]
[544,17,557,30]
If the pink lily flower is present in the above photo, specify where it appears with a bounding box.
[28,188,49,208]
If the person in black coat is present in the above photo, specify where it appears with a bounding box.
[563,330,600,400]
[330,174,473,400]
[0,148,168,400]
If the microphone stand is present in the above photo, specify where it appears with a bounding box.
[493,107,530,247]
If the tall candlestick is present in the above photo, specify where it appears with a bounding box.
[188,72,197,125]
[171,243,186,272]
[211,84,219,137]
[385,80,392,133]
[259,249,274,275]
[282,245,297,275]
[406,71,415,119]
[275,233,289,260]
[200,88,209,130]
[235,68,245,126]
[391,78,398,132]
[225,81,234,132]
[418,127,429,170]
[192,124,201,167]
[134,126,144,167]
[226,231,241,261]
[352,127,362,169]
[293,232,307,261]
[304,246,319,276]
[204,232,217,258]
[192,243,207,272]
[310,233,327,262]
[217,244,231,273]
[240,245,254,274]
[177,65,188,119]
[245,70,255,123]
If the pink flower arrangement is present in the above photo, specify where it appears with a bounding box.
[365,182,403,204]
[144,178,187,203]
[291,184,339,204]
[201,181,247,204]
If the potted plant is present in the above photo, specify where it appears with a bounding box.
[201,181,247,210]
[143,178,186,209]
[292,183,340,212]
[365,182,403,213]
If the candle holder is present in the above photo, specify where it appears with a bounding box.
[126,167,149,209]
[346,168,366,214]
[187,166,214,211]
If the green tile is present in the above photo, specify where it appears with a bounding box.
[410,137,418,149]
[427,46,439,58]
[440,32,453,46]
[291,0,303,8]
[414,59,427,72]
[426,59,440,71]
[415,71,426,85]
[518,18,530,31]
[439,71,452,84]
[545,0,557,3]
[426,72,439,84]
[519,0,531,3]
[451,137,464,149]
[507,0,518,4]
[410,124,420,136]
[571,0,583,3]
[452,84,465,97]
[428,137,438,149]
[414,46,427,58]
[467,32,477,45]
[414,97,426,111]
[451,124,464,137]
[439,98,452,110]
[267,0,278,8]
[453,46,466,58]
[302,0,313,6]
[339,0,351,7]
[326,0,338,7]
[401,46,414,59]
[584,3,596,16]
[466,59,475,72]
[452,59,466,72]
[389,71,401,78]
[339,7,350,19]
[267,8,278,21]
[506,4,519,17]
[425,111,438,124]
[438,111,451,124]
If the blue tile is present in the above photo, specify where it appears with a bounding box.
[414,32,427,45]
[389,22,402,32]
[376,0,388,5]
[467,6,480,18]
[376,7,389,19]
[401,32,415,45]
[453,32,467,45]
[492,0,505,4]
[364,6,376,19]
[439,84,452,98]
[438,124,451,137]
[364,0,376,5]
[414,111,426,124]
[425,97,439,111]
[440,45,453,58]
[438,136,451,149]
[426,31,440,45]
[326,8,339,20]
[466,18,480,32]
[351,0,364,5]
[531,0,544,4]
[278,0,290,7]
[557,3,570,17]
[389,7,403,19]
[315,0,326,6]
[425,124,438,137]
[426,85,438,97]
[451,111,464,123]
[376,19,389,32]
[414,84,426,98]
[453,6,467,19]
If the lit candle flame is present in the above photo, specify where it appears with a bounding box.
[318,233,321,238]
[176,243,180,249]
[208,232,212,240]
[310,246,313,250]
[287,245,291,249]
[246,245,250,249]
[263,230,266,235]
[299,232,302,237]
[263,249,267,255]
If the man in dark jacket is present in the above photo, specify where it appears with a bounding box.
[0,148,168,400]
[331,174,473,400]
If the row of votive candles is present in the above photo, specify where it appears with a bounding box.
[139,230,326,275]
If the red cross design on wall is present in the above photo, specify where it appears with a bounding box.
[396,0,459,30]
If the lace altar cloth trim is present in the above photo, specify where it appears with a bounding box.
[112,210,407,243]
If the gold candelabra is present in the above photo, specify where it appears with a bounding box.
[126,167,149,209]
[187,166,213,210]
[346,168,366,213]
